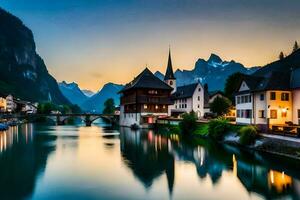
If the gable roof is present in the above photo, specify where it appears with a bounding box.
[120,68,173,93]
[172,83,199,99]
[164,49,175,80]
[209,91,225,98]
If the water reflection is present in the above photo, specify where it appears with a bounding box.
[120,128,175,194]
[0,124,56,200]
[0,124,299,200]
[120,128,300,200]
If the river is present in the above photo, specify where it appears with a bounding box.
[0,121,299,200]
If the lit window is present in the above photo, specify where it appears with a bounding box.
[144,104,148,109]
[270,110,277,119]
[259,110,265,118]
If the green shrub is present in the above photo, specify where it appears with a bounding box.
[179,112,197,135]
[169,125,180,134]
[239,126,258,145]
[194,124,209,136]
[208,118,230,140]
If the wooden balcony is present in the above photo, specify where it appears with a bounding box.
[121,95,172,105]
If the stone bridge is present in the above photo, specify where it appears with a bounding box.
[0,113,119,127]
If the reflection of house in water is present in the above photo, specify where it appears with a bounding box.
[120,128,175,194]
[0,124,56,200]
[236,159,299,200]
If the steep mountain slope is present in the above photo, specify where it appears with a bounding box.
[0,8,69,104]
[81,83,123,113]
[156,54,259,91]
[58,81,88,105]
[254,49,300,77]
[82,89,95,97]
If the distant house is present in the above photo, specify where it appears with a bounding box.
[15,100,38,114]
[6,95,16,113]
[235,68,300,131]
[0,96,6,112]
[208,91,227,104]
[119,68,173,128]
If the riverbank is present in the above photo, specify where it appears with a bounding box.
[156,121,300,161]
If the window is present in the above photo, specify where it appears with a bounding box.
[198,96,200,101]
[259,110,265,118]
[170,81,173,86]
[281,93,289,101]
[144,104,148,109]
[198,105,200,108]
[198,88,201,92]
[148,90,158,94]
[270,92,276,100]
[282,111,287,118]
[245,110,252,118]
[270,110,277,119]
[237,96,241,104]
[260,94,265,101]
[237,110,241,118]
[298,110,300,118]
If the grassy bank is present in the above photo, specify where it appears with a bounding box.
[155,115,300,161]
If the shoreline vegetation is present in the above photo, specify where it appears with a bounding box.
[155,112,300,161]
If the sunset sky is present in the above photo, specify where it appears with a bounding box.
[1,0,300,91]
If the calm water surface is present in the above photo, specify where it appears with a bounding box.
[0,121,300,200]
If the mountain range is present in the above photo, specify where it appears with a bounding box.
[0,8,69,104]
[59,81,123,113]
[155,53,259,91]
[58,81,88,105]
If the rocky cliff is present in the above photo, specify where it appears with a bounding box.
[0,8,69,104]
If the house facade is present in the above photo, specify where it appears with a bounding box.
[235,70,299,131]
[119,68,173,128]
[168,83,207,118]
[6,94,16,113]
[0,97,6,112]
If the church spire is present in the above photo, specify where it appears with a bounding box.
[164,48,175,80]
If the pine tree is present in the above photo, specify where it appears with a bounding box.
[279,51,285,60]
[293,41,299,52]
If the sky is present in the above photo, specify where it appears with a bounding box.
[1,0,300,92]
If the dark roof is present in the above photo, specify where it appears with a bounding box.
[172,83,198,99]
[237,71,292,94]
[120,68,173,93]
[209,91,225,98]
[291,68,300,89]
[164,49,175,80]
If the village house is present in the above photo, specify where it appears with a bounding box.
[119,68,173,128]
[5,94,16,113]
[0,96,6,112]
[235,68,300,133]
[168,83,209,118]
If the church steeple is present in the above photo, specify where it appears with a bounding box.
[164,48,175,80]
[164,48,176,93]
